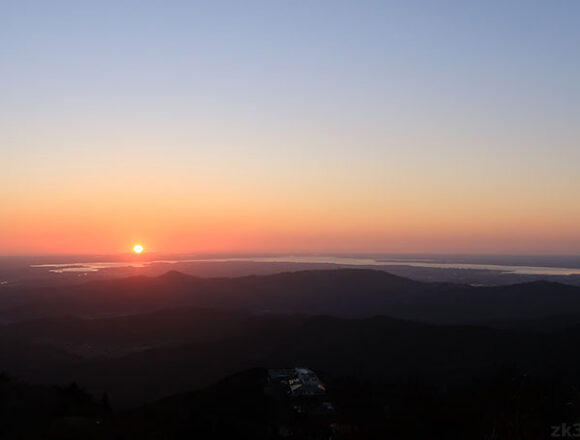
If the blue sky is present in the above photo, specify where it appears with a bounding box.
[2,1,580,254]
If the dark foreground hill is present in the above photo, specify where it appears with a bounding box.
[55,316,580,405]
[1,367,576,439]
[3,311,580,407]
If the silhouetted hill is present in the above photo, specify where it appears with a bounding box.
[3,269,580,325]
[0,307,248,357]
[0,335,80,378]
[22,313,580,407]
[116,367,573,440]
[2,362,577,439]
[2,269,580,408]
[0,377,113,440]
[403,280,580,324]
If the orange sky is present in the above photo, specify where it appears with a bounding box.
[2,1,580,255]
[3,165,580,254]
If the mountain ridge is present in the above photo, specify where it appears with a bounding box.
[3,269,580,324]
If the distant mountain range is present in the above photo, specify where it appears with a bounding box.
[3,269,580,324]
[1,269,580,408]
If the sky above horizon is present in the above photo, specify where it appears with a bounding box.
[2,1,580,255]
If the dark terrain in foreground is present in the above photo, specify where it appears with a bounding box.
[2,269,580,438]
[1,367,577,439]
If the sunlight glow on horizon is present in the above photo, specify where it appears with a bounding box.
[2,1,579,255]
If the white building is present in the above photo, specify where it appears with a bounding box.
[288,367,326,396]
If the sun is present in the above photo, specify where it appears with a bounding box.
[133,244,144,254]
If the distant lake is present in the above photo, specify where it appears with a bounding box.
[30,255,580,276]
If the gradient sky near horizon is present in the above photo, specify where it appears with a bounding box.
[2,0,580,255]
